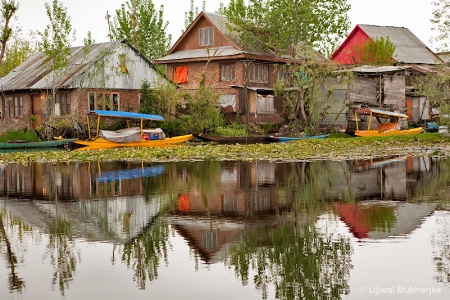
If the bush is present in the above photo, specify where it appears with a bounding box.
[0,128,40,142]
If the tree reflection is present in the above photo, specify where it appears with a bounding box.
[0,209,28,292]
[45,217,79,296]
[119,218,170,289]
[432,212,450,284]
[226,218,352,300]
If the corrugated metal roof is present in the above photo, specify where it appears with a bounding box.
[0,40,143,91]
[358,24,441,64]
[156,46,244,61]
[336,64,432,75]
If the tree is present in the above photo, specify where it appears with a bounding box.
[38,0,75,138]
[0,0,19,63]
[0,28,38,77]
[110,0,171,62]
[353,36,396,65]
[220,0,351,131]
[183,0,205,33]
[431,0,450,51]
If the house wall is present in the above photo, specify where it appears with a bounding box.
[0,93,33,133]
[0,88,141,134]
[165,59,285,124]
[384,73,406,108]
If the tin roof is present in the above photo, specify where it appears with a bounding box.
[155,46,245,61]
[0,40,152,91]
[358,24,441,64]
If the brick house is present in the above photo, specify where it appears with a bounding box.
[0,40,169,134]
[154,12,325,125]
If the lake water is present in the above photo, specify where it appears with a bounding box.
[1,157,450,300]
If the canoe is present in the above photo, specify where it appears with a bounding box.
[74,134,194,151]
[354,107,423,137]
[268,134,329,142]
[72,110,194,150]
[0,138,77,149]
[194,133,273,144]
[354,127,423,137]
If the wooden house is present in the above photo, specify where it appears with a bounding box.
[0,40,169,134]
[154,12,326,125]
[330,25,443,128]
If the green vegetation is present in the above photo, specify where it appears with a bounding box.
[0,128,39,142]
[0,133,449,163]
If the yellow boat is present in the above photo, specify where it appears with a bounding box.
[73,110,193,150]
[354,108,423,137]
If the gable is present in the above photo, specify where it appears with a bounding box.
[173,16,234,52]
[332,25,442,65]
[0,41,168,92]
[331,26,370,65]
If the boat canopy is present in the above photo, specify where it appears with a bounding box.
[355,108,408,119]
[87,110,164,121]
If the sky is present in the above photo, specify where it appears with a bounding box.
[13,0,437,51]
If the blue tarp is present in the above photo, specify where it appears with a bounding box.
[88,110,164,121]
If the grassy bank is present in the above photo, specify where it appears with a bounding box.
[1,133,450,163]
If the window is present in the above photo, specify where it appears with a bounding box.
[2,95,23,118]
[199,27,214,46]
[220,64,235,81]
[249,64,269,83]
[276,65,289,81]
[55,93,71,115]
[89,92,120,111]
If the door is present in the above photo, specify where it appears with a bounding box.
[31,94,43,129]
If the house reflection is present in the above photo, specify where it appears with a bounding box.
[0,161,164,201]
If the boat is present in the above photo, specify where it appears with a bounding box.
[353,107,423,137]
[0,138,77,149]
[72,110,194,150]
[194,133,273,144]
[267,134,329,142]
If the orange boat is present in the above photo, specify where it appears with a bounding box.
[354,108,423,137]
[72,110,193,150]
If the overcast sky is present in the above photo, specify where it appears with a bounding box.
[14,0,436,50]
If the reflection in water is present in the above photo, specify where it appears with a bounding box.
[0,209,27,292]
[0,157,450,299]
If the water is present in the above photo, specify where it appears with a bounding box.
[1,157,450,299]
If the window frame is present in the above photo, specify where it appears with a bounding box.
[2,95,24,118]
[220,63,236,82]
[199,27,214,47]
[54,92,71,116]
[88,92,120,111]
[249,64,269,83]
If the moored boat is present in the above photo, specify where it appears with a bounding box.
[193,133,273,144]
[0,138,77,150]
[353,108,423,137]
[72,110,193,150]
[267,134,329,142]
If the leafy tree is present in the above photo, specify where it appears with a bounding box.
[220,0,351,131]
[0,0,19,63]
[353,36,396,65]
[37,0,75,138]
[431,0,450,51]
[414,67,450,126]
[0,29,38,77]
[110,0,171,62]
[183,0,205,33]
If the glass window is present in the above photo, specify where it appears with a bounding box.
[199,27,214,46]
